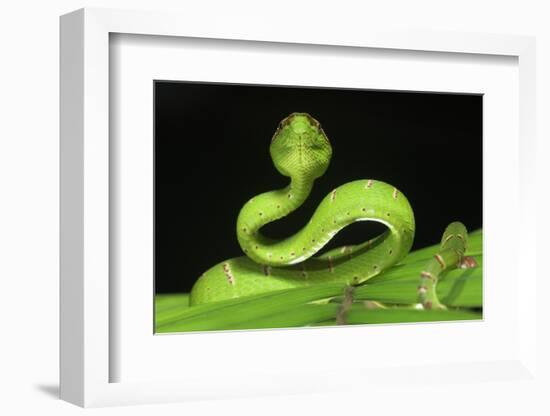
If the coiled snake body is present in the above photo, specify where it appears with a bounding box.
[189,113,420,305]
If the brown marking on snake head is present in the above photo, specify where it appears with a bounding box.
[222,263,235,285]
[271,114,295,142]
[392,188,398,199]
[366,179,373,188]
[434,254,446,269]
[424,301,433,310]
[417,285,428,295]
[330,189,337,202]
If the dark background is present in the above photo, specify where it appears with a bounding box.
[154,81,482,294]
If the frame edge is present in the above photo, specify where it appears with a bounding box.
[59,8,85,407]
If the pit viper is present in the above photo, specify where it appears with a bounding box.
[189,113,467,306]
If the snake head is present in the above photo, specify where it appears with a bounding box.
[270,113,332,179]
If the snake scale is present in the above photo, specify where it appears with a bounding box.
[189,112,467,307]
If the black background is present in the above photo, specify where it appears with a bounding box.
[155,81,482,294]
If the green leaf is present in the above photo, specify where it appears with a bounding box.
[156,283,346,332]
[353,258,482,307]
[155,293,189,313]
[345,306,482,324]
[155,229,483,332]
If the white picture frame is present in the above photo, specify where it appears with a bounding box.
[60,7,539,408]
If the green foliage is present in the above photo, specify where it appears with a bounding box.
[155,229,483,333]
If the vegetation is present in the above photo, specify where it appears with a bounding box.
[155,229,482,333]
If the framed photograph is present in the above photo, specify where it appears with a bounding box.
[153,81,483,334]
[60,7,539,408]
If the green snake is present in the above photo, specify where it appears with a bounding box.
[189,113,468,307]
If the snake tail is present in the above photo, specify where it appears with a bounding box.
[417,221,475,310]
